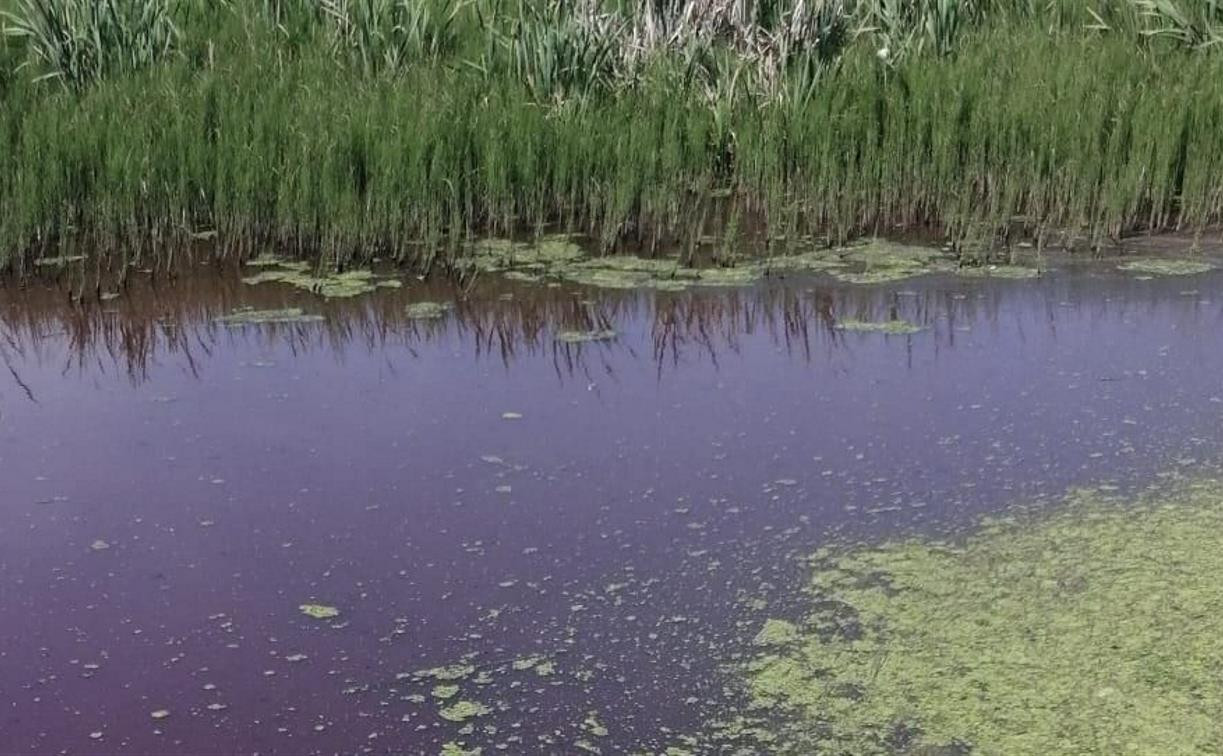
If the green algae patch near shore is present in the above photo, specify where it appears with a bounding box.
[834,318,924,335]
[727,478,1223,755]
[1118,259,1214,276]
[242,260,403,298]
[956,264,1042,279]
[459,237,956,291]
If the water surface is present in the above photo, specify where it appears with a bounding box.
[3,262,1223,753]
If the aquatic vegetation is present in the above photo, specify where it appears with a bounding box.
[751,618,799,647]
[415,664,476,681]
[830,240,953,285]
[214,308,325,326]
[1118,258,1215,276]
[440,743,481,756]
[834,318,923,335]
[3,2,1223,272]
[439,700,490,723]
[729,477,1223,754]
[242,262,401,298]
[298,603,340,620]
[405,301,453,320]
[555,329,616,343]
[957,264,1041,279]
[511,656,543,671]
[433,684,460,699]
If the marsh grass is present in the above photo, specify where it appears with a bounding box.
[1,0,1222,276]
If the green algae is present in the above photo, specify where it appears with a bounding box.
[242,262,402,298]
[458,236,961,291]
[416,664,476,681]
[511,656,543,671]
[433,684,460,699]
[458,236,585,275]
[439,700,490,723]
[534,661,556,677]
[752,619,800,647]
[834,318,923,335]
[957,264,1041,279]
[1118,259,1214,276]
[214,308,325,326]
[298,603,340,620]
[830,239,953,285]
[764,250,846,273]
[556,329,617,344]
[405,301,453,320]
[731,477,1223,755]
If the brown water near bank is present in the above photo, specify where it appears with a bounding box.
[3,258,1223,753]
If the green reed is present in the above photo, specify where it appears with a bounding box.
[1,0,1221,274]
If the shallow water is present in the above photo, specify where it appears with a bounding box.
[3,260,1223,754]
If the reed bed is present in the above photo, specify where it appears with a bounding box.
[1,0,1222,273]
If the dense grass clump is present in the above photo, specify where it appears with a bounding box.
[0,0,1222,274]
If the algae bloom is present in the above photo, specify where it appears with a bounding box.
[731,477,1223,754]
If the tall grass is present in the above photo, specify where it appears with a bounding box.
[1,0,1222,274]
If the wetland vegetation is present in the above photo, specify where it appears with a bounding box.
[5,3,1223,754]
[2,0,1223,278]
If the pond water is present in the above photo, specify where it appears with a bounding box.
[3,257,1223,754]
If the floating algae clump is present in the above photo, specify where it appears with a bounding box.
[405,301,453,320]
[1118,259,1214,276]
[439,700,490,723]
[299,603,340,619]
[433,684,460,699]
[556,329,617,343]
[831,239,953,285]
[242,260,402,298]
[415,664,476,681]
[957,264,1041,279]
[731,477,1223,755]
[834,318,923,335]
[215,308,325,326]
[458,236,585,274]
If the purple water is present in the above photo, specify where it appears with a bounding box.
[2,263,1223,754]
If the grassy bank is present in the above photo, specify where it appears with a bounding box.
[1,1,1223,275]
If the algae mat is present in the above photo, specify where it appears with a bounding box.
[732,478,1223,755]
